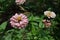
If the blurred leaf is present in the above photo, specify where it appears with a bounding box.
[0,11,4,13]
[31,22,37,35]
[29,14,40,22]
[0,21,7,30]
[4,34,12,40]
[0,0,5,3]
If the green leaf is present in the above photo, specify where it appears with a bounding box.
[4,34,12,40]
[0,21,7,30]
[0,11,4,13]
[33,16,40,22]
[31,22,38,26]
[39,20,44,28]
[29,14,40,22]
[0,0,5,3]
[31,23,37,35]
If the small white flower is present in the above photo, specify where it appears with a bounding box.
[44,11,56,18]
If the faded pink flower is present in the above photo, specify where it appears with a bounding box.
[10,13,28,29]
[43,19,51,28]
[15,0,26,5]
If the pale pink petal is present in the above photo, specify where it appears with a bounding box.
[20,24,25,28]
[15,0,26,5]
[22,16,27,20]
[21,25,24,27]
[14,23,20,27]
[20,0,25,4]
[12,13,19,19]
[44,22,51,27]
[20,21,23,25]
[10,21,15,27]
[10,18,18,22]
[12,16,17,19]
[19,13,24,16]
[14,13,19,17]
[16,0,20,2]
[19,13,27,19]
[23,19,28,23]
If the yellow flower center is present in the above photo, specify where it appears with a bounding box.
[47,12,51,17]
[16,16,21,21]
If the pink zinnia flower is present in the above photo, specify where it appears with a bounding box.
[10,13,28,29]
[15,0,26,5]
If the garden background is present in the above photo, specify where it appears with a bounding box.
[0,0,60,40]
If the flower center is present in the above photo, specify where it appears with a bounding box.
[47,12,51,17]
[17,16,21,21]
